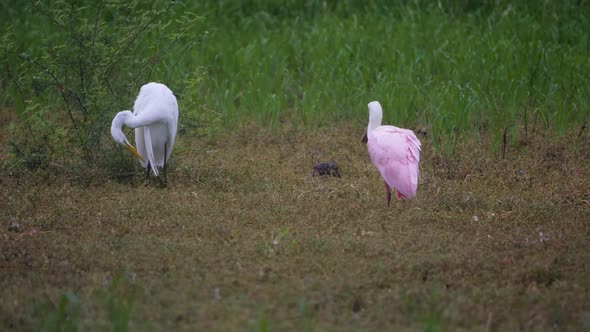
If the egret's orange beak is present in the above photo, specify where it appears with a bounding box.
[125,142,145,161]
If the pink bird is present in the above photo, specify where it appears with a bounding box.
[361,101,421,206]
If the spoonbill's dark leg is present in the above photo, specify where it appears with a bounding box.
[145,161,151,180]
[163,143,168,186]
[385,182,392,207]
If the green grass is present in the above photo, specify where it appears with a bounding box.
[2,1,590,156]
[1,124,590,331]
[183,1,590,150]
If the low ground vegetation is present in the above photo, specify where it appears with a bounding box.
[1,124,589,331]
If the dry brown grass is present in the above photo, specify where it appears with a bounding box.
[1,123,590,331]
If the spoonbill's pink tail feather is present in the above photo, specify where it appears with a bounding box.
[367,125,421,205]
[406,135,421,196]
[396,190,405,199]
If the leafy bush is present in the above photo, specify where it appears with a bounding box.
[1,0,203,173]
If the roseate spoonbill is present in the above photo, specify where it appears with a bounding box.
[111,82,179,183]
[361,101,421,206]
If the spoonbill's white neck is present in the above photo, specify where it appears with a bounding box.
[367,101,383,133]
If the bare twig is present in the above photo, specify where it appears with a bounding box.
[102,2,174,77]
[91,0,103,62]
[30,1,67,30]
[12,76,36,141]
[25,57,76,129]
[532,107,539,133]
[24,56,91,161]
[485,311,493,332]
[501,127,507,159]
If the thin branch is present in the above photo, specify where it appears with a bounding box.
[30,1,67,31]
[91,0,103,63]
[104,77,116,98]
[102,2,174,77]
[24,56,91,161]
[26,56,77,129]
[12,78,36,142]
[501,127,507,160]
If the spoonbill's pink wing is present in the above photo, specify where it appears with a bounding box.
[367,126,421,198]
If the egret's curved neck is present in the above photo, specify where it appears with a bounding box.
[111,111,135,144]
[111,112,127,131]
[113,110,153,130]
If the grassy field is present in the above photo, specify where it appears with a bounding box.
[184,1,590,155]
[2,1,590,331]
[2,1,590,157]
[1,122,590,331]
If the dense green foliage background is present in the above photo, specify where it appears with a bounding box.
[1,0,589,166]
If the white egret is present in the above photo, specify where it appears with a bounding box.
[110,82,179,183]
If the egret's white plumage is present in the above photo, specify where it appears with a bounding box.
[363,101,421,206]
[110,82,178,178]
